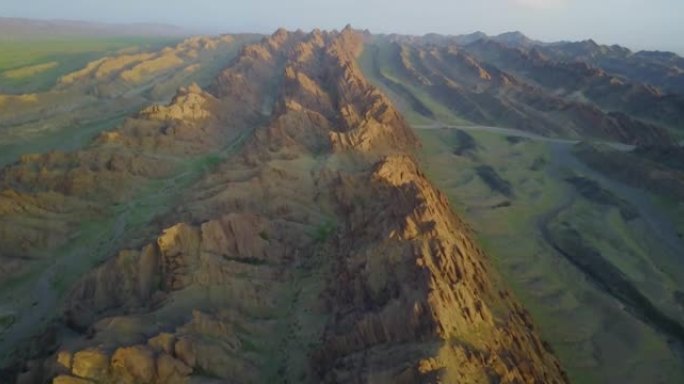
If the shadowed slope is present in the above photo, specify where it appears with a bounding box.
[361,37,678,145]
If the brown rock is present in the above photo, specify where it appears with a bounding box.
[71,348,109,381]
[156,353,192,383]
[111,345,156,382]
[174,337,197,368]
[56,350,73,371]
[52,375,93,384]
[148,332,177,354]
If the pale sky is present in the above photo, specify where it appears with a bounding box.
[3,0,684,53]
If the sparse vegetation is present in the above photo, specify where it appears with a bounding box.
[415,126,684,383]
[365,45,435,119]
[310,220,336,243]
[529,156,547,171]
[0,315,15,330]
[2,61,58,79]
[0,37,181,93]
[194,153,224,172]
[565,176,639,220]
[359,41,472,125]
[453,129,478,156]
[475,165,513,197]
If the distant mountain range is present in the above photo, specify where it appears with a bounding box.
[381,30,684,94]
[0,17,190,40]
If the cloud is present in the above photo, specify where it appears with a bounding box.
[512,0,567,9]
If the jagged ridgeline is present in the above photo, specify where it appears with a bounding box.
[361,34,684,145]
[1,28,566,383]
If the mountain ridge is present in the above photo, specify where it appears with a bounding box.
[2,27,567,383]
[362,37,679,145]
[2,24,683,383]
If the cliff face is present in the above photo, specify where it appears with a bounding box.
[7,28,566,383]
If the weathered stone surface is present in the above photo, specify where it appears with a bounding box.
[71,348,109,381]
[111,345,156,382]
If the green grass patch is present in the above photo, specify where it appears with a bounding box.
[358,42,471,126]
[194,154,223,172]
[309,220,336,244]
[2,61,58,79]
[0,112,129,167]
[0,314,16,330]
[0,37,181,93]
[413,120,684,384]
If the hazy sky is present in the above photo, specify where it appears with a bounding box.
[3,0,684,53]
